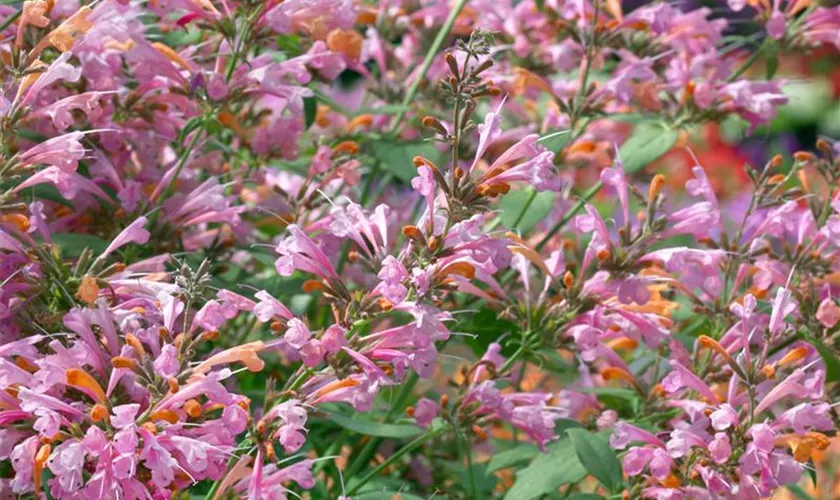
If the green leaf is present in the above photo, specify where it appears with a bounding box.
[162,27,202,47]
[460,308,519,357]
[807,336,840,382]
[566,429,624,492]
[806,459,817,488]
[460,463,497,496]
[26,185,72,207]
[41,467,56,500]
[353,104,412,116]
[576,387,639,412]
[787,484,816,500]
[303,96,317,129]
[369,140,445,183]
[52,233,108,258]
[16,129,48,142]
[539,130,572,153]
[325,412,422,439]
[504,438,587,500]
[354,491,425,500]
[500,188,556,233]
[486,443,539,473]
[619,124,678,174]
[554,418,583,436]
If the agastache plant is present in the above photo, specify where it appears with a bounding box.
[1,0,839,499]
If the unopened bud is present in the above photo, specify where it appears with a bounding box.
[454,167,464,179]
[648,174,665,202]
[270,320,283,332]
[348,250,360,263]
[405,406,415,417]
[445,52,459,77]
[0,213,29,232]
[767,174,786,185]
[333,140,359,155]
[816,138,831,153]
[377,298,393,311]
[201,330,219,341]
[428,235,439,251]
[402,225,422,240]
[302,280,324,293]
[422,116,448,135]
[440,394,449,408]
[111,356,136,369]
[793,151,815,163]
[168,378,180,393]
[124,333,146,357]
[770,154,784,167]
[760,364,775,380]
[597,248,611,261]
[563,271,574,288]
[90,404,109,423]
[184,399,202,418]
[473,58,494,76]
[472,424,488,441]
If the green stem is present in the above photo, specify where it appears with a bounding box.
[512,190,537,229]
[342,372,419,480]
[154,130,204,210]
[389,0,470,134]
[463,433,478,499]
[727,39,768,83]
[0,8,20,33]
[535,181,602,252]
[346,425,447,496]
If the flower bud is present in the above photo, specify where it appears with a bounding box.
[333,141,359,155]
[90,404,109,423]
[422,116,448,135]
[402,225,422,240]
[302,280,324,292]
[184,399,202,418]
[563,271,574,288]
[111,356,137,369]
[767,174,786,185]
[445,52,459,77]
[648,174,665,202]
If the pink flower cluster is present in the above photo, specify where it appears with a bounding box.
[1,0,838,499]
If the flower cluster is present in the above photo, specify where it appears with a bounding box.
[1,0,838,499]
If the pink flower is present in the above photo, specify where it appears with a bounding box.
[816,298,840,328]
[661,360,719,403]
[413,397,439,428]
[101,217,150,259]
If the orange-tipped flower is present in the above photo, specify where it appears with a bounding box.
[33,443,51,493]
[90,404,109,423]
[111,356,137,370]
[601,366,636,385]
[310,377,360,400]
[333,141,359,155]
[438,262,476,280]
[776,347,809,367]
[66,368,106,403]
